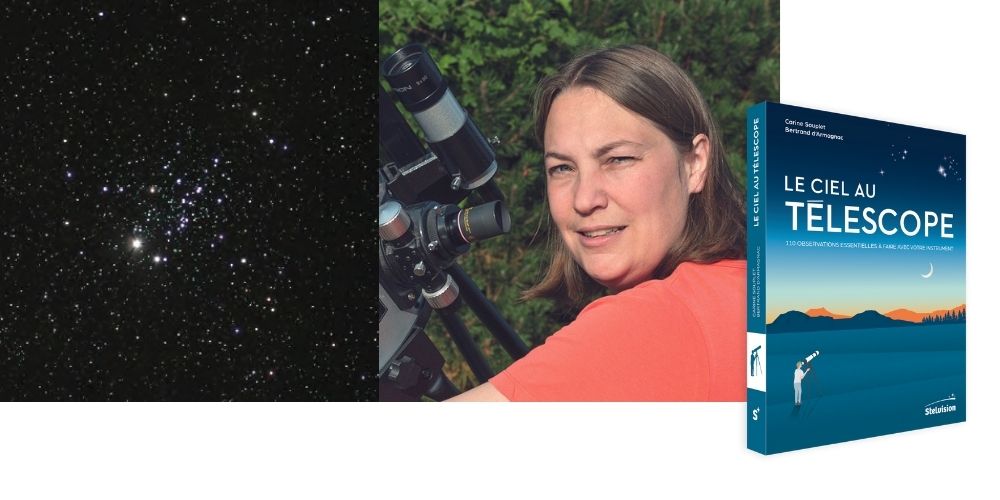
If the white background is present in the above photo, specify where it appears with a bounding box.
[3,2,998,498]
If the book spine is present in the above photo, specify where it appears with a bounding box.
[746,102,768,454]
[747,102,766,335]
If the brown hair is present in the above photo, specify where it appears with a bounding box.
[524,45,746,307]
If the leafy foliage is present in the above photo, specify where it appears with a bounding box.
[380,0,779,389]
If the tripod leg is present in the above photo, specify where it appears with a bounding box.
[437,306,495,384]
[448,266,530,360]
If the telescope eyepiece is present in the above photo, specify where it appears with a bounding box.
[382,43,447,113]
[454,200,511,243]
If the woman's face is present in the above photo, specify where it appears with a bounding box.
[543,86,707,292]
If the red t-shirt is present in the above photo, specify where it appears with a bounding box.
[489,259,746,401]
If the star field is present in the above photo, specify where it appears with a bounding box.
[1,2,375,400]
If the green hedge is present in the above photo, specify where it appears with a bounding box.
[380,0,779,390]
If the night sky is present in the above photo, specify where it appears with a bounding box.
[758,103,966,320]
[1,2,376,400]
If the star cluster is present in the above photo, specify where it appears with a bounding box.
[1,3,375,400]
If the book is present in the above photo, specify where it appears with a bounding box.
[745,102,966,454]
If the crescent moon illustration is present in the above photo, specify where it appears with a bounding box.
[921,263,934,279]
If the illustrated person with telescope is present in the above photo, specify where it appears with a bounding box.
[450,45,747,401]
[794,361,810,406]
[794,350,819,407]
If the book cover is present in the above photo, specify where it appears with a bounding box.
[745,102,966,454]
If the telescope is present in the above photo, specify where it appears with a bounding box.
[378,43,529,401]
[803,350,820,364]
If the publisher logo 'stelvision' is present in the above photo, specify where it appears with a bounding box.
[924,394,958,416]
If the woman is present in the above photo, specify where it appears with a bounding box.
[451,45,746,401]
